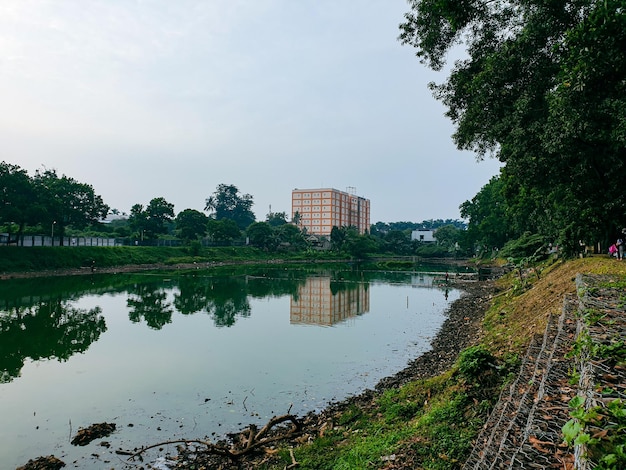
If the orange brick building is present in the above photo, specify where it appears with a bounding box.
[291,188,370,236]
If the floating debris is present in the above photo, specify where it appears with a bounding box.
[71,422,116,446]
[16,455,65,470]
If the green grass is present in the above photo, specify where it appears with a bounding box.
[257,364,498,470]
[0,245,349,274]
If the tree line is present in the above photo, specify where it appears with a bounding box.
[400,0,626,255]
[1,162,469,257]
[4,2,624,259]
[0,162,109,245]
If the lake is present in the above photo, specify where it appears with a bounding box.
[0,265,460,469]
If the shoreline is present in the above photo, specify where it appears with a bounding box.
[0,256,479,281]
[160,278,498,469]
[10,262,496,469]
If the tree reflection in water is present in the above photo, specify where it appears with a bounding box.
[126,283,173,330]
[0,300,106,383]
[174,277,251,327]
[0,267,385,382]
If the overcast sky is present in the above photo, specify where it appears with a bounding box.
[1,0,502,223]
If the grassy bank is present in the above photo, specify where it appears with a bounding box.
[5,249,623,468]
[252,256,626,469]
[0,245,347,274]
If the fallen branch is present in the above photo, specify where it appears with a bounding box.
[126,414,302,463]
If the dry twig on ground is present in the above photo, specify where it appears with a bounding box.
[126,414,302,464]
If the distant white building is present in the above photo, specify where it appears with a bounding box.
[411,229,435,243]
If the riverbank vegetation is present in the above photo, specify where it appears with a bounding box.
[0,245,340,275]
[4,250,624,469]
[232,256,625,470]
[400,0,626,254]
[0,165,466,258]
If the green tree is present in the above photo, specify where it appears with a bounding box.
[383,230,412,255]
[434,225,461,252]
[246,221,277,251]
[107,217,132,238]
[246,222,278,251]
[206,219,241,244]
[175,209,208,242]
[330,225,377,257]
[0,162,41,243]
[543,0,626,247]
[128,203,148,240]
[292,211,302,227]
[145,197,175,236]
[32,168,109,245]
[266,211,288,227]
[343,228,377,259]
[205,184,255,230]
[460,176,510,253]
[400,0,626,249]
[129,197,174,240]
[369,222,388,237]
[330,226,347,252]
[275,223,307,250]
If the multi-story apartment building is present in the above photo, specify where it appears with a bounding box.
[291,187,370,236]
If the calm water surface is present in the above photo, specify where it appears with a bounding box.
[0,266,459,468]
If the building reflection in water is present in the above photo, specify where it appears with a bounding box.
[290,276,370,326]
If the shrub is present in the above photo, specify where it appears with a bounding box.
[188,240,201,256]
[499,232,547,260]
[458,346,495,381]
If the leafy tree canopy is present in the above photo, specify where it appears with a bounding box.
[31,168,109,244]
[274,223,306,249]
[434,224,461,251]
[0,162,41,240]
[206,218,241,244]
[266,211,288,227]
[370,219,466,236]
[460,175,510,251]
[205,184,255,230]
[129,197,174,240]
[246,221,276,251]
[401,0,626,248]
[175,209,208,241]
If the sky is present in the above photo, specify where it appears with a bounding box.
[0,0,502,223]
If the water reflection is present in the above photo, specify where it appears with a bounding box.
[127,282,174,330]
[291,276,370,326]
[204,277,252,327]
[0,266,451,384]
[0,266,460,469]
[0,301,106,383]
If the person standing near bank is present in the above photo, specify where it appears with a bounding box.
[618,229,626,261]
